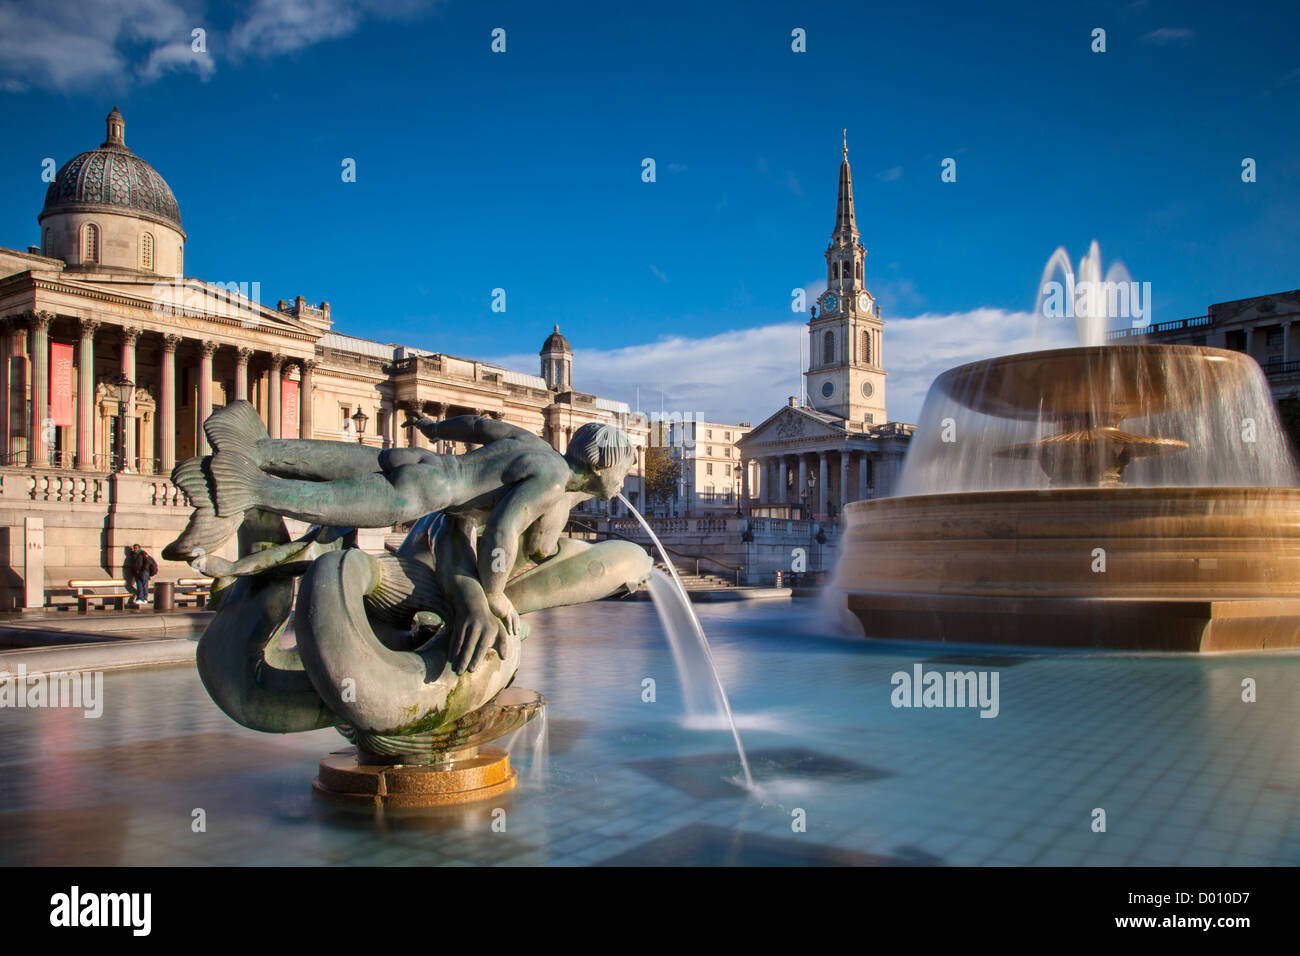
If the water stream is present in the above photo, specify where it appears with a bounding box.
[617,494,754,790]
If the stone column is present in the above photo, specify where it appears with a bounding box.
[160,335,180,473]
[267,353,283,440]
[198,341,217,454]
[818,452,829,517]
[235,347,251,401]
[778,458,789,505]
[28,311,52,468]
[859,453,870,500]
[797,456,808,510]
[1285,322,1293,364]
[76,317,99,470]
[840,451,851,510]
[299,359,315,439]
[740,456,751,510]
[120,327,140,471]
[0,317,10,465]
[4,318,28,465]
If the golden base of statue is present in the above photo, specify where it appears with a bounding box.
[313,744,518,809]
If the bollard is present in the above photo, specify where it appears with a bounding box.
[154,580,175,612]
[774,570,783,587]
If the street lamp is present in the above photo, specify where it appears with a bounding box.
[112,373,133,472]
[350,407,368,444]
[803,472,816,520]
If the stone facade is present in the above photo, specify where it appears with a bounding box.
[0,109,645,609]
[661,418,753,515]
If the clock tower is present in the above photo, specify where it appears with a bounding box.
[806,132,887,426]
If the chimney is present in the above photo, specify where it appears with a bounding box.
[788,396,797,407]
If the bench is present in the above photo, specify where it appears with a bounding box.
[174,577,214,608]
[67,579,135,612]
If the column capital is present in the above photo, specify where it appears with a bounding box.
[162,333,182,352]
[236,346,253,362]
[78,316,101,337]
[268,351,285,370]
[120,326,141,345]
[300,358,318,372]
[200,340,219,357]
[29,310,53,331]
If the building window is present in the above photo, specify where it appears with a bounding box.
[177,245,183,275]
[83,224,99,263]
[864,412,874,424]
[832,261,839,280]
[140,232,154,271]
[823,330,834,364]
[856,260,862,280]
[707,429,713,439]
[706,462,713,476]
[724,431,731,441]
[726,464,732,476]
[862,330,872,365]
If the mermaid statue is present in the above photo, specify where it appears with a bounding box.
[164,400,651,763]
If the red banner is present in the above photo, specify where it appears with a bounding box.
[50,342,74,427]
[281,379,299,439]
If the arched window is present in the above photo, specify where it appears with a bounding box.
[831,261,839,280]
[823,330,834,364]
[856,260,862,279]
[140,232,154,271]
[83,224,99,263]
[177,245,183,275]
[862,330,872,365]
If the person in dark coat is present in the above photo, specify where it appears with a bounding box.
[128,543,157,607]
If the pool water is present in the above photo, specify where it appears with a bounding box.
[1,598,1297,866]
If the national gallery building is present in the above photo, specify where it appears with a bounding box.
[0,109,644,608]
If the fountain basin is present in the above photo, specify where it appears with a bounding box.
[835,486,1300,651]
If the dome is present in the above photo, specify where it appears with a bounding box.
[540,324,571,354]
[38,108,184,236]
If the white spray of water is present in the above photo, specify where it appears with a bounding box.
[618,494,754,790]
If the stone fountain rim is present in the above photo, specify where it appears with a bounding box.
[846,485,1300,514]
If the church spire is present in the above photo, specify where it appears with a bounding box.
[833,128,857,239]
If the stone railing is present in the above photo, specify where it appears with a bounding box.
[0,469,189,508]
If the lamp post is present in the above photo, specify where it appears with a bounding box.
[734,473,743,517]
[113,373,133,473]
[803,472,816,520]
[350,407,368,444]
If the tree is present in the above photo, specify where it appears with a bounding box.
[643,423,681,515]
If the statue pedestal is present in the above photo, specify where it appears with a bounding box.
[313,744,517,808]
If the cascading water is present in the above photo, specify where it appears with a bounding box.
[895,242,1300,497]
[617,494,754,790]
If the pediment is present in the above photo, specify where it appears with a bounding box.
[739,405,847,448]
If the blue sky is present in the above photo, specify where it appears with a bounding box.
[2,0,1298,423]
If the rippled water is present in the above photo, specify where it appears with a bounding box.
[1,600,1297,866]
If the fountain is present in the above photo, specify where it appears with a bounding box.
[833,246,1300,652]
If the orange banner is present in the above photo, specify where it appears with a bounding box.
[50,342,74,427]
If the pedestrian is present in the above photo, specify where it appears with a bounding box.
[128,543,157,608]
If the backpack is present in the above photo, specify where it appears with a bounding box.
[146,554,158,576]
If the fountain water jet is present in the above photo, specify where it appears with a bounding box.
[618,495,754,789]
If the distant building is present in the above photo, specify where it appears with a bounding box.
[0,108,644,607]
[738,135,913,519]
[661,418,753,515]
[1107,289,1300,405]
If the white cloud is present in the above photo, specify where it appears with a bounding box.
[488,309,1077,428]
[876,166,903,182]
[1142,27,1195,46]
[0,0,438,90]
[648,264,669,283]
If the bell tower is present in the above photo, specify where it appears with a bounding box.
[805,131,887,426]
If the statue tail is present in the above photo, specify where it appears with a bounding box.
[163,456,242,561]
[204,400,269,463]
[208,450,267,517]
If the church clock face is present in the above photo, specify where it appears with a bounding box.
[858,294,871,311]
[822,294,838,314]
